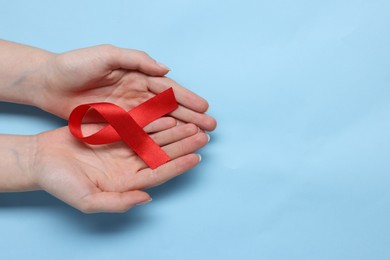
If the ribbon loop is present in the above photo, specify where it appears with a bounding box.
[68,88,178,169]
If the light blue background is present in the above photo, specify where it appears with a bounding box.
[1,0,389,259]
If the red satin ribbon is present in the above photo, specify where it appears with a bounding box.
[68,88,178,169]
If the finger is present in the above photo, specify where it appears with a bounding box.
[136,153,201,189]
[137,132,209,171]
[107,46,170,76]
[170,105,217,131]
[150,123,199,146]
[148,76,209,113]
[174,120,204,133]
[176,119,186,126]
[144,117,177,133]
[162,132,209,159]
[78,190,151,213]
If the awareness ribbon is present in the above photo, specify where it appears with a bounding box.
[68,88,178,169]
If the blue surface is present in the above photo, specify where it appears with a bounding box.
[1,0,390,259]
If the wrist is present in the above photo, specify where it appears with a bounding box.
[0,134,40,192]
[19,51,55,108]
[25,135,41,191]
[0,40,54,107]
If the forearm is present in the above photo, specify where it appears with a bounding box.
[0,134,39,192]
[0,39,53,106]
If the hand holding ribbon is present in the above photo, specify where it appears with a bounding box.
[68,88,178,169]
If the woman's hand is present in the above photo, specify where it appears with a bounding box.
[0,41,216,131]
[33,122,208,213]
[39,45,216,131]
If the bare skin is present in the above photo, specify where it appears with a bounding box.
[0,40,217,131]
[0,40,216,213]
[0,122,208,213]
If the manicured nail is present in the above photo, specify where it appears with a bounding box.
[157,62,170,71]
[197,154,202,162]
[206,134,211,143]
[136,198,152,206]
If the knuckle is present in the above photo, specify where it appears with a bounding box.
[99,43,116,51]
[151,132,162,144]
[166,117,177,127]
[172,158,184,174]
[150,169,163,184]
[97,44,118,59]
[184,123,198,135]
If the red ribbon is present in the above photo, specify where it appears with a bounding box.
[68,88,178,169]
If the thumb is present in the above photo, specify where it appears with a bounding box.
[78,190,152,213]
[104,45,170,76]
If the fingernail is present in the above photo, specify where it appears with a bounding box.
[206,134,211,143]
[197,154,202,162]
[136,198,152,206]
[157,62,170,71]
